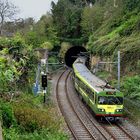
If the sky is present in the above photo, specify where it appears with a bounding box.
[11,0,58,21]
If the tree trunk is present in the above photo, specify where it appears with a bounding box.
[114,0,117,8]
[0,15,4,36]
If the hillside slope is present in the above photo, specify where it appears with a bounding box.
[87,0,140,74]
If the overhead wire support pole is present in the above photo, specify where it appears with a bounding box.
[45,50,48,74]
[44,49,48,103]
[118,51,120,90]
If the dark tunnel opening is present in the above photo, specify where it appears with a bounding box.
[65,46,88,67]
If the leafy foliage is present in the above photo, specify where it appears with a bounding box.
[4,127,68,140]
[14,105,52,132]
[121,75,140,100]
[87,0,140,73]
[1,93,68,140]
[40,42,53,51]
[48,56,60,71]
[123,0,140,11]
[81,5,104,36]
[59,42,72,60]
[51,0,86,45]
[24,31,42,49]
[0,34,38,96]
[0,100,16,128]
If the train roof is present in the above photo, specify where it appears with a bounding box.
[73,59,118,93]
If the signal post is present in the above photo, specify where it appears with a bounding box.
[36,48,48,103]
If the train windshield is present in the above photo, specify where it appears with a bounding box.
[98,96,123,105]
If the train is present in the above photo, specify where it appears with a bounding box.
[72,57,124,121]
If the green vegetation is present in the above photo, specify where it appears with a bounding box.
[87,1,140,74]
[0,94,67,140]
[0,23,67,139]
[1,0,140,138]
[124,98,140,126]
[121,75,140,100]
[40,42,53,51]
[121,75,140,125]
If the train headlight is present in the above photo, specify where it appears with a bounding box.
[119,109,123,112]
[116,109,123,112]
[98,108,105,112]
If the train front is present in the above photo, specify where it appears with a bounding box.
[96,90,124,121]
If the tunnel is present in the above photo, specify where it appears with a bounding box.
[64,46,88,67]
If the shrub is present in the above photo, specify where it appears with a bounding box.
[3,127,19,140]
[40,41,53,51]
[13,102,55,132]
[0,100,16,128]
[3,127,68,140]
[48,56,60,71]
[121,75,140,100]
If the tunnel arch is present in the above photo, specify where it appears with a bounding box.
[64,46,88,67]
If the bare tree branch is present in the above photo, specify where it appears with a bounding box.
[0,0,19,35]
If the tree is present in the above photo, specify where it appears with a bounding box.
[123,0,140,11]
[51,0,84,44]
[81,5,104,36]
[40,42,53,51]
[0,0,19,35]
[59,42,72,60]
[69,0,95,6]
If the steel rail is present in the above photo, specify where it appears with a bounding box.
[56,70,79,140]
[116,123,135,140]
[65,72,96,140]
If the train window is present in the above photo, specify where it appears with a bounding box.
[98,96,108,104]
[115,97,123,105]
[75,77,95,101]
[108,97,123,105]
[98,96,123,105]
[89,90,94,100]
[108,97,117,105]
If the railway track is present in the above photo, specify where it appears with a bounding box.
[56,70,96,140]
[56,70,137,140]
[101,122,135,140]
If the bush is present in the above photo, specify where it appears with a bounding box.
[48,56,60,71]
[124,0,140,11]
[40,41,53,51]
[13,96,62,133]
[13,103,49,132]
[3,127,19,140]
[1,94,68,140]
[121,75,140,100]
[0,100,16,128]
[3,127,68,140]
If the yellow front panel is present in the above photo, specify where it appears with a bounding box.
[98,105,123,113]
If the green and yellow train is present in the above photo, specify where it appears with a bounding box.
[72,57,124,121]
